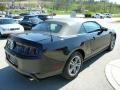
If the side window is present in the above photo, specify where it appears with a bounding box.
[50,24,57,31]
[50,23,62,33]
[79,25,86,33]
[83,22,101,33]
[32,23,49,31]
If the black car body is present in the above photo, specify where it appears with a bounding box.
[37,14,48,21]
[19,15,41,30]
[19,15,48,30]
[19,13,30,17]
[5,18,116,79]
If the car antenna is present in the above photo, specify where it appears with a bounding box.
[49,0,54,42]
[50,27,53,42]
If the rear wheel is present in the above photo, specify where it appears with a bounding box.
[108,36,116,51]
[62,52,83,80]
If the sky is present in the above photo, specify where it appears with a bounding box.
[109,0,120,4]
[96,0,120,4]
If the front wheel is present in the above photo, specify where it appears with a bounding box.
[62,52,83,80]
[0,32,2,37]
[108,36,116,51]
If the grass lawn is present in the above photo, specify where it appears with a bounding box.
[115,20,120,22]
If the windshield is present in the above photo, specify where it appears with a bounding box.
[0,19,15,24]
[32,22,62,33]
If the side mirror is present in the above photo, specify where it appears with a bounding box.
[97,27,108,35]
[101,27,108,31]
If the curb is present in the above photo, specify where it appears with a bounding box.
[105,60,120,90]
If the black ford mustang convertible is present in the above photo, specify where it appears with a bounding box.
[5,18,116,80]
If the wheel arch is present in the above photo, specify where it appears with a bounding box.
[75,49,85,60]
[110,31,116,38]
[113,33,116,38]
[66,48,85,63]
[61,48,85,79]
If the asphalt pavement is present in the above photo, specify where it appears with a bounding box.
[0,18,120,90]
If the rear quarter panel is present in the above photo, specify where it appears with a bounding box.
[42,34,91,64]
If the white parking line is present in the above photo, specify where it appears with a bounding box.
[0,40,8,69]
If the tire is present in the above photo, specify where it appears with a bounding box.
[107,36,116,51]
[62,52,83,80]
[0,32,2,38]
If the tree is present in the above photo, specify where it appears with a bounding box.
[0,4,6,11]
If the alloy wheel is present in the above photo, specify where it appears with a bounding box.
[110,36,116,49]
[68,55,81,77]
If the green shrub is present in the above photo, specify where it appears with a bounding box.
[84,13,92,17]
[84,11,94,18]
[0,5,6,11]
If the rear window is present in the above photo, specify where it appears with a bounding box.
[32,22,62,33]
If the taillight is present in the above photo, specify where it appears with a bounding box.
[7,40,39,56]
[21,45,38,56]
[6,39,15,50]
[29,47,38,56]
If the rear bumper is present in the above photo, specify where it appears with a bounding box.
[5,50,64,79]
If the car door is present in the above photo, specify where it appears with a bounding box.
[83,21,110,54]
[78,24,92,58]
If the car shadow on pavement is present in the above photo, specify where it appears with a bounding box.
[0,50,108,90]
[0,67,69,90]
[0,36,8,40]
[82,50,108,70]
